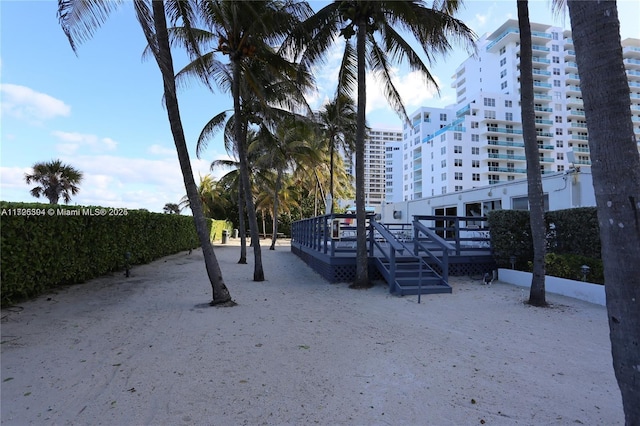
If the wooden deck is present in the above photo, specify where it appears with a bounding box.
[291,214,496,293]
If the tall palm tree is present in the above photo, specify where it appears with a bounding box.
[566,1,640,421]
[517,0,547,306]
[316,94,357,214]
[57,0,232,305]
[287,0,476,287]
[179,174,229,219]
[24,159,83,205]
[175,0,313,281]
[251,115,318,249]
[163,202,181,214]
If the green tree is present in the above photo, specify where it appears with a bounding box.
[517,0,547,306]
[566,0,640,421]
[316,94,357,214]
[288,0,475,287]
[24,159,83,205]
[178,0,313,281]
[57,0,232,305]
[163,202,181,214]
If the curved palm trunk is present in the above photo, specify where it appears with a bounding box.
[517,0,546,306]
[150,0,231,305]
[270,168,283,250]
[329,140,335,214]
[352,19,370,288]
[567,1,640,422]
[231,59,264,281]
[237,177,247,264]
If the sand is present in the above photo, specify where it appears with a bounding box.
[1,238,623,425]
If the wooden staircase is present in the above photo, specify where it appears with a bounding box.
[375,257,452,296]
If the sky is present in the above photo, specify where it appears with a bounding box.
[1,1,639,213]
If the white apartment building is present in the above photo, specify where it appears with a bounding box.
[400,19,640,202]
[343,128,403,209]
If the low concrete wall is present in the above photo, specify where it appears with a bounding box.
[497,268,606,306]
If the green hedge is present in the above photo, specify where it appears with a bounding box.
[487,207,603,283]
[0,202,231,306]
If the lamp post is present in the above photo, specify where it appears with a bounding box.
[581,264,590,282]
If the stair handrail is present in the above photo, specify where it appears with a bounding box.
[412,220,452,285]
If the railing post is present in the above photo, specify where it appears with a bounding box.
[390,247,396,293]
[454,217,461,255]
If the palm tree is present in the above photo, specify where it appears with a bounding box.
[251,115,318,249]
[287,0,475,287]
[24,159,83,204]
[163,202,181,214]
[179,175,228,219]
[316,94,357,214]
[175,1,313,281]
[57,0,232,306]
[565,1,640,421]
[517,0,547,306]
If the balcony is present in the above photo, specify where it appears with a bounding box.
[567,109,586,117]
[536,131,554,138]
[532,44,551,52]
[486,140,525,148]
[569,122,588,129]
[488,153,527,161]
[540,157,556,163]
[565,73,580,83]
[535,118,554,126]
[534,81,552,89]
[626,70,640,80]
[534,93,552,101]
[568,133,589,141]
[532,69,552,77]
[573,147,590,153]
[566,61,578,70]
[488,166,527,174]
[566,85,582,94]
[623,45,640,58]
[484,127,524,135]
[566,97,584,106]
[624,58,640,69]
[534,106,553,113]
[532,56,551,64]
[486,27,519,51]
[537,143,555,150]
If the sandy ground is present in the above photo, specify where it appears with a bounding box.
[1,238,623,425]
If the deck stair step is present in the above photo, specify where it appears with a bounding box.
[375,257,452,296]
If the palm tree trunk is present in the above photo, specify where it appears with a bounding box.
[231,58,264,281]
[270,168,282,250]
[352,18,370,288]
[567,1,640,422]
[150,0,231,305]
[517,0,546,306]
[237,177,247,264]
[329,140,335,214]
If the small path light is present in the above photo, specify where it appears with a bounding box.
[581,264,590,281]
[510,255,516,270]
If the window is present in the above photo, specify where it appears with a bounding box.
[471,121,479,128]
[472,160,480,168]
[454,159,463,167]
[500,69,507,78]
[440,147,446,155]
[553,67,560,76]
[505,112,513,121]
[554,91,562,100]
[455,172,463,181]
[441,173,447,181]
[441,160,446,168]
[454,145,463,153]
[556,140,564,148]
[505,100,512,108]
[553,79,561,87]
[454,132,462,140]
[557,153,564,160]
[555,116,563,123]
[500,57,507,67]
[555,128,563,135]
[552,44,560,52]
[440,134,446,142]
[557,165,565,172]
[471,134,479,142]
[472,147,480,155]
[485,110,496,119]
[552,56,560,63]
[552,32,559,40]
[440,113,447,121]
[472,173,480,181]
[455,185,463,192]
[441,187,447,194]
[484,98,496,107]
[499,46,506,55]
[501,81,508,89]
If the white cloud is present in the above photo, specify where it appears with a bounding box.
[366,68,440,116]
[51,131,118,154]
[0,84,71,123]
[148,144,176,157]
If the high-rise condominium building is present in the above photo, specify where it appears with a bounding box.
[343,129,403,208]
[401,19,640,201]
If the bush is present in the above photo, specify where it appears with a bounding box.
[531,252,604,284]
[0,202,230,306]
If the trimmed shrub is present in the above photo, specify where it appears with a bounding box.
[0,202,230,306]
